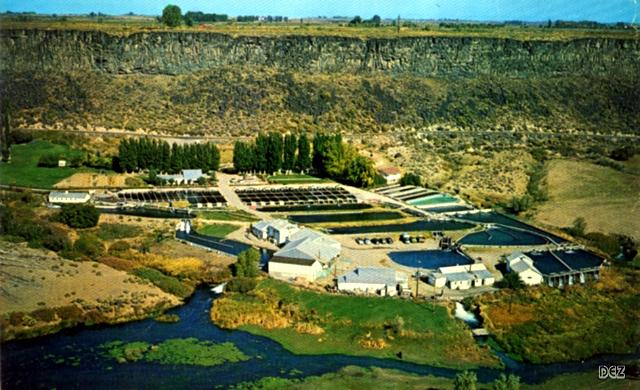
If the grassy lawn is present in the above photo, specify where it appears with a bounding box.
[212,278,499,369]
[198,223,241,238]
[476,266,640,364]
[196,209,258,222]
[0,140,90,188]
[534,159,640,238]
[267,174,330,184]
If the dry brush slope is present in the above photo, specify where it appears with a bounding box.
[0,241,182,341]
[534,159,640,239]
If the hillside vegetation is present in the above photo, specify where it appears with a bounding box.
[535,159,640,239]
[4,69,638,138]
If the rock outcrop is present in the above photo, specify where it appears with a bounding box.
[2,29,638,77]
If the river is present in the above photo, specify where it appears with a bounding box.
[2,288,637,389]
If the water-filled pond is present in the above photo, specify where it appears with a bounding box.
[289,211,404,224]
[2,288,637,388]
[408,194,458,206]
[326,220,475,234]
[454,212,567,244]
[458,226,549,246]
[258,204,373,212]
[389,250,474,269]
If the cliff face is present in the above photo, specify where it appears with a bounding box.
[1,29,639,76]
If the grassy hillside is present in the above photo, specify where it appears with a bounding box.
[535,159,640,238]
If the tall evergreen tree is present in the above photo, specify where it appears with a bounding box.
[282,134,297,172]
[160,141,171,172]
[296,133,311,172]
[254,133,269,173]
[170,142,182,173]
[266,132,283,173]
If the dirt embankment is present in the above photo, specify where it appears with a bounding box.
[0,241,182,341]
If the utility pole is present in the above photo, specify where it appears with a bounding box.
[396,15,401,34]
[414,269,420,300]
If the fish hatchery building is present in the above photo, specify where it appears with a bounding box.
[48,191,91,204]
[337,267,409,296]
[251,219,301,246]
[158,169,205,185]
[268,228,341,281]
[508,249,604,287]
[427,263,495,290]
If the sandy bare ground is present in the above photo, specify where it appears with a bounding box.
[0,241,181,340]
[54,172,133,188]
[535,159,640,239]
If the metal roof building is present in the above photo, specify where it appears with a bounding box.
[48,191,91,204]
[338,267,408,296]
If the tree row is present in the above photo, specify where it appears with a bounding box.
[118,138,220,174]
[233,132,377,188]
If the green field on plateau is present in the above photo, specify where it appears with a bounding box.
[0,140,89,188]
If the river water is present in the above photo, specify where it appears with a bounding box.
[2,288,637,389]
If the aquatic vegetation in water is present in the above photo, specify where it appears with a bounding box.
[99,338,249,366]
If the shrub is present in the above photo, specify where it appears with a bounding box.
[497,272,524,290]
[108,240,131,254]
[58,204,100,228]
[232,248,260,277]
[133,267,192,298]
[400,172,422,186]
[73,233,104,259]
[42,227,71,252]
[37,153,60,167]
[226,277,257,293]
[454,370,477,390]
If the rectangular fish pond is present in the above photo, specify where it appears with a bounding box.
[326,219,474,234]
[408,194,458,207]
[389,249,474,269]
[289,211,404,224]
[258,204,372,212]
[176,230,250,256]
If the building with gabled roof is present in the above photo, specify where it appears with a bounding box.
[251,219,300,245]
[268,228,341,281]
[337,267,408,296]
[506,252,543,286]
[377,166,402,184]
[427,263,495,290]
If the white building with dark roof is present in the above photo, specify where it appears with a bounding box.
[338,267,408,296]
[48,191,91,204]
[268,228,341,281]
[506,252,543,286]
